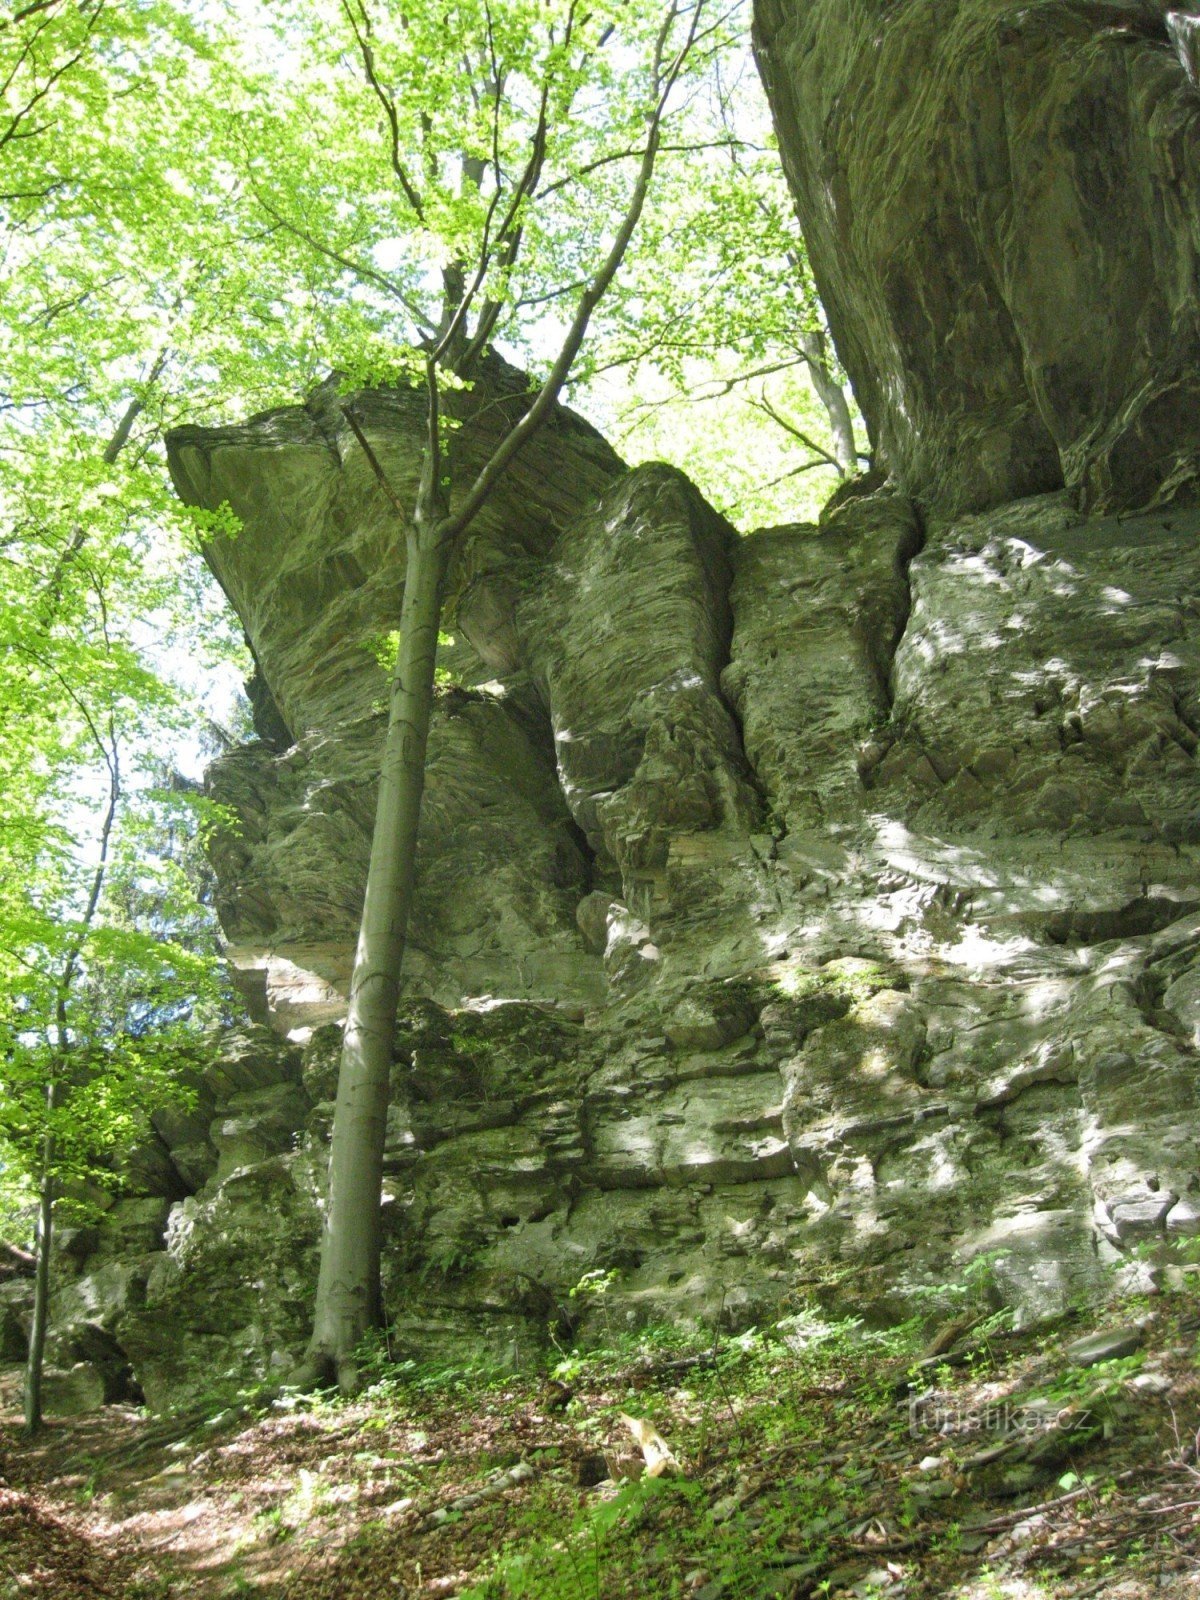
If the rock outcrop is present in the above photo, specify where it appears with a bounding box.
[754,0,1200,515]
[167,365,620,1023]
[9,17,1200,1408]
[16,467,1192,1402]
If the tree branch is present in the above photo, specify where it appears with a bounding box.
[451,11,562,374]
[246,183,436,335]
[339,404,408,520]
[102,346,168,465]
[535,136,756,200]
[57,721,120,1013]
[746,390,845,474]
[441,0,707,542]
[0,0,64,32]
[339,0,426,223]
[0,0,104,153]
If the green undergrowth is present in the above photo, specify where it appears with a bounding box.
[316,1281,1197,1600]
[7,1266,1199,1600]
[448,1314,930,1600]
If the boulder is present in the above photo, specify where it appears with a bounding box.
[40,1364,108,1417]
[1067,1325,1145,1366]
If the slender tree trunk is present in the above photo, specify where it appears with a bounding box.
[298,511,448,1393]
[23,1129,55,1433]
[799,329,857,477]
[296,7,701,1396]
[21,736,118,1428]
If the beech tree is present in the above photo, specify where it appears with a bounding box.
[225,0,726,1392]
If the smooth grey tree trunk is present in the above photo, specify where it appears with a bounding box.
[24,1134,54,1432]
[799,328,858,476]
[299,518,448,1392]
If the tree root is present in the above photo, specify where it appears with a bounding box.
[286,1348,363,1398]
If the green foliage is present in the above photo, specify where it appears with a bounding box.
[1,0,269,1275]
[453,1308,928,1600]
[569,1268,621,1302]
[370,628,462,691]
[903,1250,1014,1325]
[461,1477,671,1600]
[0,710,229,1217]
[226,0,732,371]
[338,1333,523,1409]
[610,350,859,528]
[1025,1351,1146,1411]
[579,43,866,524]
[0,1160,35,1249]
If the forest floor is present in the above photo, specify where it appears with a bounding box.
[1,1279,1198,1600]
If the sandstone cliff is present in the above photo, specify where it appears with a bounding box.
[6,8,1200,1408]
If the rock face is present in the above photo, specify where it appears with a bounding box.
[16,32,1200,1403]
[27,465,1186,1401]
[167,363,619,1023]
[754,0,1200,515]
[12,453,1198,1405]
[0,1028,313,1408]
